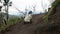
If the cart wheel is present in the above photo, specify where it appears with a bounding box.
[24,21,27,24]
[30,19,32,24]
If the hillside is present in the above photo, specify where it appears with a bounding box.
[36,0,60,34]
[0,0,60,34]
[32,0,60,34]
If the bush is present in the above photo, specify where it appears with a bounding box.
[0,17,21,32]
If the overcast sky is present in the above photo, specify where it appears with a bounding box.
[7,0,55,15]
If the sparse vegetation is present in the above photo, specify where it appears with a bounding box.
[35,0,60,34]
[43,0,58,23]
[0,16,21,32]
[0,0,60,34]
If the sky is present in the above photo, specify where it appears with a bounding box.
[2,0,55,15]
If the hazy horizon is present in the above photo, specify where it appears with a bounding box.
[2,0,55,15]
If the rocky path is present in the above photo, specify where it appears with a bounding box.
[1,14,44,34]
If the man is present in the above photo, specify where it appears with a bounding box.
[24,11,32,24]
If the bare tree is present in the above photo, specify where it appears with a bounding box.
[14,7,25,15]
[33,5,36,12]
[0,0,12,25]
[0,0,4,26]
[3,0,9,20]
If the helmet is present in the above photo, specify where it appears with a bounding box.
[28,11,32,14]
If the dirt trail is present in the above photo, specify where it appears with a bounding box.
[1,14,44,34]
